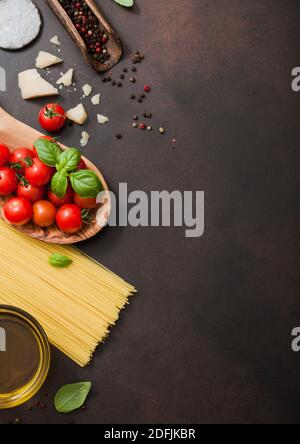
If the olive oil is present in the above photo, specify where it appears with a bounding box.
[0,318,39,393]
[0,306,50,409]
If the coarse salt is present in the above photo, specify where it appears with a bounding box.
[0,0,41,50]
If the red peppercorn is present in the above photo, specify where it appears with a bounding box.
[144,85,151,93]
[139,123,146,130]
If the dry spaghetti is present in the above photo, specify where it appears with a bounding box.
[0,220,136,367]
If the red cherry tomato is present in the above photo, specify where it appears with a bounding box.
[32,200,57,227]
[77,158,87,170]
[10,147,35,174]
[0,143,10,166]
[25,158,55,187]
[48,183,74,208]
[38,104,66,133]
[33,135,55,157]
[0,167,18,196]
[17,183,46,204]
[74,193,97,209]
[3,197,33,226]
[56,204,82,234]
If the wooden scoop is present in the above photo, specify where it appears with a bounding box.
[0,106,111,244]
[47,0,123,72]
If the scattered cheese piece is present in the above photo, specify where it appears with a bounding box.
[91,94,101,105]
[66,104,88,125]
[80,131,90,147]
[18,69,59,100]
[82,84,92,97]
[97,114,109,124]
[50,35,61,46]
[35,51,63,69]
[56,69,74,87]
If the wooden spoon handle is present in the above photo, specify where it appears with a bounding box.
[0,107,42,151]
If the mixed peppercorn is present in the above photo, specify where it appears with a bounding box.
[58,0,110,64]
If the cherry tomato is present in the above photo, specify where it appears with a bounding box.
[38,104,66,132]
[48,183,74,208]
[25,158,55,187]
[74,193,97,209]
[33,136,55,157]
[32,200,57,227]
[10,147,35,174]
[0,167,18,196]
[77,158,87,170]
[17,183,46,204]
[56,204,82,234]
[3,197,33,226]
[0,143,10,166]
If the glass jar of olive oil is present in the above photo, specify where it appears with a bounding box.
[0,306,50,409]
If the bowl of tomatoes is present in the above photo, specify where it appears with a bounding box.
[0,137,110,244]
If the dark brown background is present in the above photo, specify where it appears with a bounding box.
[0,0,299,424]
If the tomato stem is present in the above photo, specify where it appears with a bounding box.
[81,209,95,225]
[44,105,65,120]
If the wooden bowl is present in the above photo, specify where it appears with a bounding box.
[47,0,123,73]
[0,107,111,244]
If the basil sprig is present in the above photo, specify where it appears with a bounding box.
[34,138,103,199]
[70,170,104,199]
[34,138,62,167]
[51,170,68,198]
[49,253,73,268]
[57,148,81,172]
[54,382,91,413]
[113,0,134,7]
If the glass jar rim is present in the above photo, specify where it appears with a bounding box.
[0,305,50,409]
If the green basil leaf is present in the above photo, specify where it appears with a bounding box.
[69,170,103,198]
[49,254,73,268]
[54,382,91,413]
[57,148,81,172]
[113,0,134,7]
[34,138,62,167]
[51,170,68,198]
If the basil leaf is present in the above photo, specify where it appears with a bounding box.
[57,148,81,172]
[113,0,134,7]
[49,254,73,268]
[69,170,103,198]
[34,138,62,167]
[51,170,68,198]
[54,382,91,413]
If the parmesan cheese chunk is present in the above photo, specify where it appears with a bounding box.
[80,131,90,147]
[18,69,59,100]
[82,84,93,97]
[67,104,88,125]
[35,51,63,69]
[56,69,74,87]
[97,114,109,124]
[50,35,61,46]
[91,94,101,105]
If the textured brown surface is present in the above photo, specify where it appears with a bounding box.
[0,0,299,424]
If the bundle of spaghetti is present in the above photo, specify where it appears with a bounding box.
[0,220,136,366]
